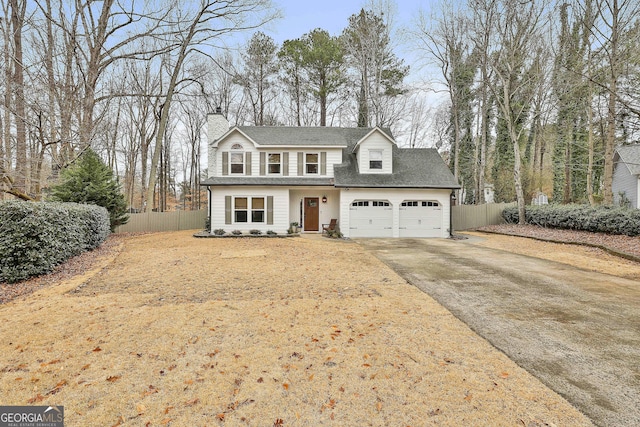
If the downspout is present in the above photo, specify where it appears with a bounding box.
[449,190,457,238]
[207,187,212,233]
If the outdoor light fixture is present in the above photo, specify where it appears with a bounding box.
[322,195,327,203]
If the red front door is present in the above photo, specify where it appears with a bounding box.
[304,197,319,231]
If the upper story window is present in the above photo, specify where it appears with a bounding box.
[369,150,383,170]
[305,153,319,174]
[230,144,244,174]
[268,153,281,174]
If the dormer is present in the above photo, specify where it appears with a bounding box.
[352,128,395,174]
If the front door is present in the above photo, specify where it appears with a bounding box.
[304,197,319,231]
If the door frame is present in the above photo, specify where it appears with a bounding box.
[303,197,320,231]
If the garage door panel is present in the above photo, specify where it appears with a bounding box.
[399,201,442,238]
[349,200,392,238]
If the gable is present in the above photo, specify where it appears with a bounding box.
[211,128,257,149]
[615,145,640,175]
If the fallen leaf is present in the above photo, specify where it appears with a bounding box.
[92,347,102,352]
[27,394,45,404]
[217,413,225,421]
[81,364,91,371]
[136,403,146,414]
[500,372,509,379]
[282,383,289,390]
[48,379,67,395]
[376,402,382,411]
[106,375,121,382]
[160,418,172,425]
[185,398,199,407]
[464,393,473,401]
[163,406,173,414]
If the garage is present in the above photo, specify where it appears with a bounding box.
[399,200,442,238]
[349,200,393,237]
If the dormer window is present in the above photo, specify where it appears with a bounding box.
[230,145,244,174]
[369,150,383,170]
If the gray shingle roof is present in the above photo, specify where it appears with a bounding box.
[203,126,459,189]
[334,146,460,189]
[616,144,640,175]
[237,126,391,147]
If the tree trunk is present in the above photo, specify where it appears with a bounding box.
[10,0,27,195]
[603,0,620,205]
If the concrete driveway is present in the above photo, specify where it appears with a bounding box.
[359,235,640,427]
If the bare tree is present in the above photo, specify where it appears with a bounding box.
[487,0,549,223]
[144,0,279,211]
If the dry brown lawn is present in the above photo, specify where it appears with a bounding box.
[0,231,594,426]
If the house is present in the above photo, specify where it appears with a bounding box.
[201,110,460,238]
[613,144,640,208]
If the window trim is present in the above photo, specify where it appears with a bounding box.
[305,152,319,175]
[267,152,282,175]
[233,196,266,224]
[369,149,383,170]
[230,151,245,175]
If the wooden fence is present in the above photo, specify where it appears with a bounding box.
[114,203,513,234]
[452,202,515,231]
[114,209,207,233]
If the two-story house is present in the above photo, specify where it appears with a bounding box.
[201,110,460,238]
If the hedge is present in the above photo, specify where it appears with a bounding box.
[502,204,640,236]
[0,201,110,283]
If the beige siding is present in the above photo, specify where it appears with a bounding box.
[114,210,207,233]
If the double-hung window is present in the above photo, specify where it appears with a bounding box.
[305,153,319,174]
[230,144,245,174]
[234,197,265,223]
[268,153,281,174]
[369,150,383,170]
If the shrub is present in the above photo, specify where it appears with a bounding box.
[502,204,640,236]
[249,229,262,235]
[325,229,344,239]
[0,201,110,283]
[266,230,277,235]
[213,228,225,236]
[232,230,242,235]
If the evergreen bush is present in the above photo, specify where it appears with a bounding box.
[502,204,640,236]
[49,149,128,231]
[0,201,110,283]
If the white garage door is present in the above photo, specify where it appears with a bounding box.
[399,200,442,238]
[349,200,393,238]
